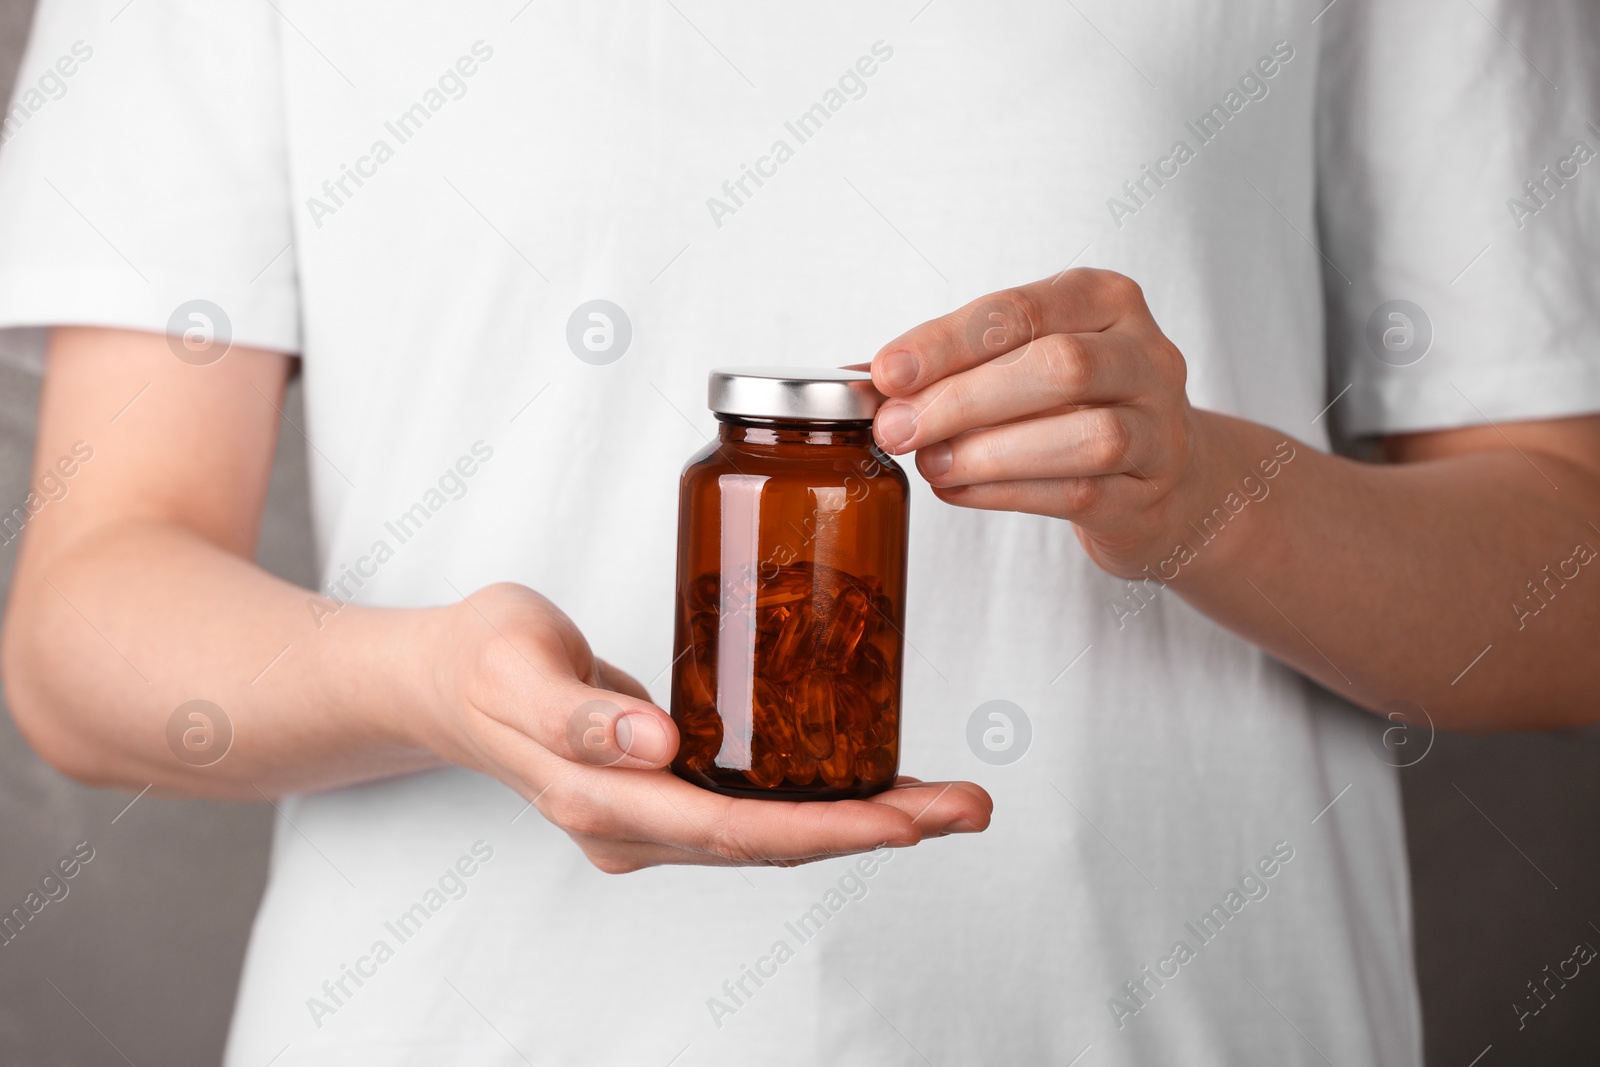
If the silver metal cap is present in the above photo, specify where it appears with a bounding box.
[707,366,884,422]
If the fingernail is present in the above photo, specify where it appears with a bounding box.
[615,712,671,764]
[875,402,917,452]
[877,350,918,392]
[945,818,983,833]
[918,441,952,479]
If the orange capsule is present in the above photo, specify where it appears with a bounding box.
[867,592,897,636]
[853,643,894,709]
[818,587,870,668]
[743,747,786,789]
[793,670,837,759]
[866,617,899,665]
[833,677,891,749]
[786,753,817,786]
[818,732,856,788]
[677,717,721,778]
[691,609,718,656]
[682,657,717,710]
[687,573,720,614]
[678,749,717,786]
[677,699,719,738]
[751,678,797,756]
[765,603,815,685]
[757,566,811,609]
[757,602,791,640]
[853,745,894,784]
[869,703,898,749]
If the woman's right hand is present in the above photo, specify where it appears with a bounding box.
[420,582,993,873]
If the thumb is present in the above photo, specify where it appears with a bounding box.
[553,684,680,770]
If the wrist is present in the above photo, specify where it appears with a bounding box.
[328,601,461,758]
[1142,411,1293,587]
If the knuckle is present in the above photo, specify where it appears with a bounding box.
[1102,270,1144,308]
[1058,476,1103,516]
[477,579,526,602]
[1153,338,1188,391]
[968,288,1041,357]
[932,314,968,361]
[1038,334,1091,397]
[1072,268,1141,313]
[1089,410,1131,467]
[1056,266,1096,291]
[993,288,1042,345]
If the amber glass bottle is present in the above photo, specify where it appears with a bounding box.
[670,368,908,800]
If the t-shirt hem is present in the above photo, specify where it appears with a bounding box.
[0,266,301,373]
[1338,351,1600,437]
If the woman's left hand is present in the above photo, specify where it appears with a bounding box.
[869,269,1223,580]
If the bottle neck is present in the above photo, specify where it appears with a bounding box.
[715,413,876,448]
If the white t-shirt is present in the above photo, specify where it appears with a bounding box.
[4,1,1598,1064]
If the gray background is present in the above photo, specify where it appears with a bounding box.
[1,5,1598,1065]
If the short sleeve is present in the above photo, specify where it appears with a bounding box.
[0,0,300,373]
[1317,0,1600,437]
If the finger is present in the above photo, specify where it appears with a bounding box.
[575,770,923,864]
[871,269,1147,397]
[874,331,1147,454]
[574,828,910,873]
[916,407,1151,487]
[450,587,677,769]
[865,780,994,834]
[494,669,679,770]
[931,473,1151,522]
[559,772,995,867]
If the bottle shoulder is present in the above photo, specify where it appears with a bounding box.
[680,440,908,492]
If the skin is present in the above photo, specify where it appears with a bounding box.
[868,270,1600,731]
[1,326,991,874]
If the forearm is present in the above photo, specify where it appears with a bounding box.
[3,520,447,799]
[1166,412,1600,729]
